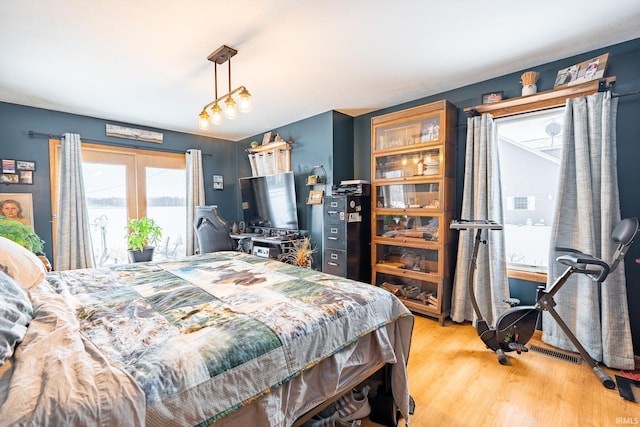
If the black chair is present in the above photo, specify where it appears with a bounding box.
[194,205,234,253]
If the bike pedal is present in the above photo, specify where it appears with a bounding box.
[508,342,529,352]
[503,297,520,307]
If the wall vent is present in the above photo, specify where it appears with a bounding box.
[529,344,582,364]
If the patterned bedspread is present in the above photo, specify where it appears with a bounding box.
[1,251,412,426]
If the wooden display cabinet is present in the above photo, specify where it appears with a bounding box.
[371,100,456,325]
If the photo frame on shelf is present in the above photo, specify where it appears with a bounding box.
[0,193,34,228]
[212,174,224,190]
[307,190,324,205]
[554,53,609,87]
[482,91,504,104]
[262,131,272,146]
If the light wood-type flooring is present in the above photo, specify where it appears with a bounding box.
[361,314,639,427]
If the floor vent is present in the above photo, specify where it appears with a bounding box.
[529,345,582,364]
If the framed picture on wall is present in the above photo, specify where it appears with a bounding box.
[307,190,324,205]
[19,171,33,184]
[16,160,36,171]
[212,174,224,190]
[0,193,34,228]
[2,159,16,174]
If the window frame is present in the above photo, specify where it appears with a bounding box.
[49,140,185,265]
[464,77,615,281]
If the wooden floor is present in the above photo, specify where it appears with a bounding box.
[361,314,639,427]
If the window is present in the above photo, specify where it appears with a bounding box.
[50,142,186,266]
[509,196,534,211]
[496,107,564,271]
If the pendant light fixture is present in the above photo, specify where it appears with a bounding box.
[198,45,251,130]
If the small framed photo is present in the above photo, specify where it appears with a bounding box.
[262,131,272,146]
[212,174,224,190]
[307,190,324,205]
[2,159,16,174]
[0,174,19,184]
[482,91,504,104]
[19,171,33,185]
[16,160,36,171]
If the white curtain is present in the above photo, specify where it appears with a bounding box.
[186,149,205,256]
[55,133,94,270]
[543,91,634,369]
[451,115,509,324]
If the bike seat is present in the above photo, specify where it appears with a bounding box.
[556,252,610,282]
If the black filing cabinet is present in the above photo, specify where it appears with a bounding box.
[322,195,371,282]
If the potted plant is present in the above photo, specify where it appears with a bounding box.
[125,217,162,263]
[0,217,45,254]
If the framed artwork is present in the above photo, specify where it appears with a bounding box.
[2,159,16,174]
[16,160,36,171]
[482,91,504,104]
[212,174,224,190]
[19,171,33,184]
[0,193,34,228]
[307,190,324,205]
[0,174,19,184]
[554,53,609,87]
[262,131,272,146]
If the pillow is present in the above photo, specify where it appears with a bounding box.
[0,271,33,365]
[0,236,46,289]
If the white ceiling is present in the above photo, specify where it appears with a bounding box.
[1,1,639,142]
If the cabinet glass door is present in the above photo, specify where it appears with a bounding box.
[375,272,440,310]
[374,147,442,180]
[374,243,439,275]
[375,214,439,243]
[374,113,441,151]
[375,182,441,210]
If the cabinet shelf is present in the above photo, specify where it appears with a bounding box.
[375,263,441,279]
[371,99,456,325]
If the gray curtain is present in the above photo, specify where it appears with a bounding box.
[543,91,634,369]
[55,133,94,270]
[451,115,509,323]
[186,149,205,256]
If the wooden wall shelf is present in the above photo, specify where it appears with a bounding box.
[246,140,291,154]
[246,140,292,176]
[464,77,616,119]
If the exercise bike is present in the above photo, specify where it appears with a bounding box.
[450,218,639,389]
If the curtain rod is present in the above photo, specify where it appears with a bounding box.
[612,89,640,98]
[27,131,211,156]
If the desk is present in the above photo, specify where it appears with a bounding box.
[230,233,302,260]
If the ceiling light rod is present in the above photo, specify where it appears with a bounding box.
[199,44,251,130]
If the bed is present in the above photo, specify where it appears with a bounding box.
[0,237,413,427]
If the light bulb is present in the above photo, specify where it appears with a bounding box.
[198,110,210,130]
[224,96,237,119]
[211,102,223,125]
[238,87,251,113]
